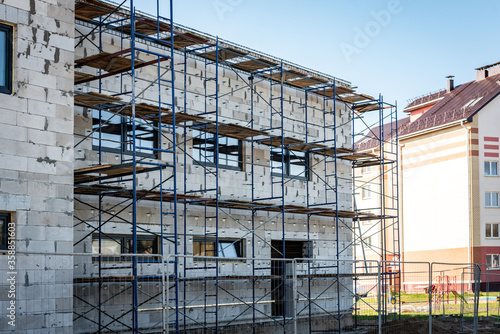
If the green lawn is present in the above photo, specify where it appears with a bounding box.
[354,292,500,318]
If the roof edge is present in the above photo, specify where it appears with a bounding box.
[402,97,445,113]
[398,119,468,141]
[466,90,500,122]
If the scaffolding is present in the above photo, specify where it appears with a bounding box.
[72,0,399,332]
[351,95,400,324]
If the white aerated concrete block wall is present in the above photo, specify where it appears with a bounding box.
[0,0,74,332]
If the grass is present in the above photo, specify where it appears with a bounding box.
[354,292,500,318]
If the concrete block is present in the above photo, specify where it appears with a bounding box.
[0,153,28,171]
[5,5,17,24]
[17,8,29,25]
[17,82,48,102]
[27,128,56,146]
[17,112,48,131]
[0,194,31,211]
[28,69,57,89]
[0,121,28,141]
[55,160,72,177]
[27,180,57,197]
[54,240,73,253]
[0,5,5,22]
[27,157,57,175]
[47,145,72,162]
[55,133,72,148]
[28,195,47,211]
[46,226,72,241]
[25,240,55,253]
[44,197,72,213]
[17,225,47,241]
[46,116,73,135]
[48,174,72,185]
[0,178,28,195]
[26,100,57,118]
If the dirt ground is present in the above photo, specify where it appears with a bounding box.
[364,316,500,333]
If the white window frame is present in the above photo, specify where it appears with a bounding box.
[362,185,372,199]
[193,237,244,262]
[0,23,13,95]
[486,254,500,270]
[485,192,499,208]
[486,223,500,238]
[485,161,499,176]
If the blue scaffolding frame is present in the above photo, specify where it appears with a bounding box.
[72,0,399,332]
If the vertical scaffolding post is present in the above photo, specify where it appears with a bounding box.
[128,2,139,332]
[333,82,342,333]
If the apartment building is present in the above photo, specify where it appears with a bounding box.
[356,63,500,290]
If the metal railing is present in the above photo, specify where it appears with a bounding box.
[0,252,482,333]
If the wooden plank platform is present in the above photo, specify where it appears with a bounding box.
[74,71,96,84]
[203,47,247,63]
[74,275,163,283]
[172,32,209,49]
[201,123,269,140]
[75,55,169,84]
[120,103,205,124]
[75,0,116,21]
[259,136,304,148]
[121,18,171,36]
[354,102,381,113]
[263,69,302,82]
[341,94,374,103]
[205,199,276,210]
[287,77,328,88]
[74,92,122,108]
[232,58,277,72]
[74,184,125,195]
[74,163,160,184]
[310,86,356,98]
[75,49,141,73]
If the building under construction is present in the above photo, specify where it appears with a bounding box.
[0,0,399,332]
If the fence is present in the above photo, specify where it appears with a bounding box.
[0,253,483,333]
[476,264,500,319]
[0,252,166,333]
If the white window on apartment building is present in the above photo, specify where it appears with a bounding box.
[487,254,500,270]
[362,185,372,199]
[485,161,499,176]
[362,166,371,174]
[354,235,372,246]
[486,223,500,238]
[486,192,499,207]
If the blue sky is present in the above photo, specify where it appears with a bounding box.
[133,0,500,116]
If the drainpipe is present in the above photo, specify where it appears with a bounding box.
[460,120,472,267]
[398,143,404,264]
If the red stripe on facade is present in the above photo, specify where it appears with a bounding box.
[471,128,479,134]
[485,144,500,150]
[485,152,500,157]
[470,150,479,156]
[484,136,499,142]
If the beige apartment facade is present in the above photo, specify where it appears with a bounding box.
[356,63,500,289]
